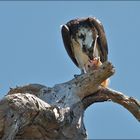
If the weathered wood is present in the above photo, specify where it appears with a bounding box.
[82,87,140,121]
[0,61,139,140]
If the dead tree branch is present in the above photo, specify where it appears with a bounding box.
[82,87,140,121]
[0,61,139,140]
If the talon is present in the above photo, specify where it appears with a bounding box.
[74,74,81,78]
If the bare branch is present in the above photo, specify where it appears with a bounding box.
[82,87,140,122]
[54,61,115,100]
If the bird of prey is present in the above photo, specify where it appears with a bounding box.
[61,17,108,75]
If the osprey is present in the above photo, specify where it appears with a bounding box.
[61,17,108,74]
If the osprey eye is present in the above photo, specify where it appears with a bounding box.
[78,34,85,41]
[78,34,84,39]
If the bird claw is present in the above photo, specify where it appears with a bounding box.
[74,74,81,78]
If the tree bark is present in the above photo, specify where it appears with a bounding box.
[0,61,139,140]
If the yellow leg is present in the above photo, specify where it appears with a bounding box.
[101,78,109,87]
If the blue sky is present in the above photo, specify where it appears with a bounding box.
[0,1,140,139]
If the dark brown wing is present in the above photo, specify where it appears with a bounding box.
[61,25,78,67]
[88,17,108,62]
